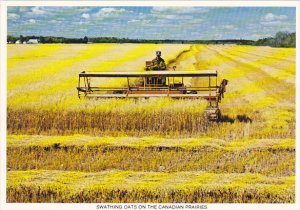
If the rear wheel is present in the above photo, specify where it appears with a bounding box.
[206,108,221,122]
[216,109,221,122]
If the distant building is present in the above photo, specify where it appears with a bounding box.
[15,40,21,44]
[27,39,39,44]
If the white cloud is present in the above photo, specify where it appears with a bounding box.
[29,7,46,15]
[19,7,30,12]
[8,13,20,20]
[164,15,177,19]
[262,13,287,22]
[223,25,235,29]
[191,32,201,36]
[128,19,141,23]
[147,7,203,27]
[151,7,209,14]
[246,24,257,30]
[29,19,36,23]
[182,18,203,25]
[261,21,282,26]
[180,15,193,20]
[49,20,62,24]
[81,13,90,19]
[78,7,92,12]
[212,25,236,30]
[93,8,126,18]
[102,8,124,13]
[260,13,289,27]
[24,19,37,25]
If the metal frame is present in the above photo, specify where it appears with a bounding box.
[78,70,226,103]
[76,70,228,121]
[78,70,217,78]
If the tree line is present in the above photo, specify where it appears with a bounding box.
[255,32,295,48]
[7,35,89,44]
[7,31,295,48]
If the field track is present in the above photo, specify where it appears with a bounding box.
[7,44,295,202]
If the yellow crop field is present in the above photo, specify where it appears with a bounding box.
[7,44,295,203]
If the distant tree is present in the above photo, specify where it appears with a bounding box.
[255,31,295,48]
[7,35,18,43]
[7,32,294,46]
[20,35,24,43]
[39,36,45,43]
[274,31,286,47]
[83,36,88,43]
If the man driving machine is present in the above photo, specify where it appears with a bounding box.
[145,51,167,70]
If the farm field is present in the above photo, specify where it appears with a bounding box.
[7,44,295,203]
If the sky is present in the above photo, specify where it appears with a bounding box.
[7,6,296,40]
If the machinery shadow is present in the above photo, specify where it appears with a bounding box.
[218,114,253,124]
[236,114,253,123]
[219,115,235,123]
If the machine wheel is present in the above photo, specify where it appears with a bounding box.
[206,108,221,122]
[216,109,221,122]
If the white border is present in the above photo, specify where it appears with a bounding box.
[1,1,299,210]
[296,2,300,210]
[0,2,8,209]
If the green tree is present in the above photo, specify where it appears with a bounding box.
[83,36,88,43]
[20,35,24,43]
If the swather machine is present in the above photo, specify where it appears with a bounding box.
[77,52,228,121]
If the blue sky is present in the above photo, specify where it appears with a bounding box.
[7,6,296,40]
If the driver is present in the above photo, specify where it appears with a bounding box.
[151,51,166,70]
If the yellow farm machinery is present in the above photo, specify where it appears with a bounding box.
[77,51,228,121]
